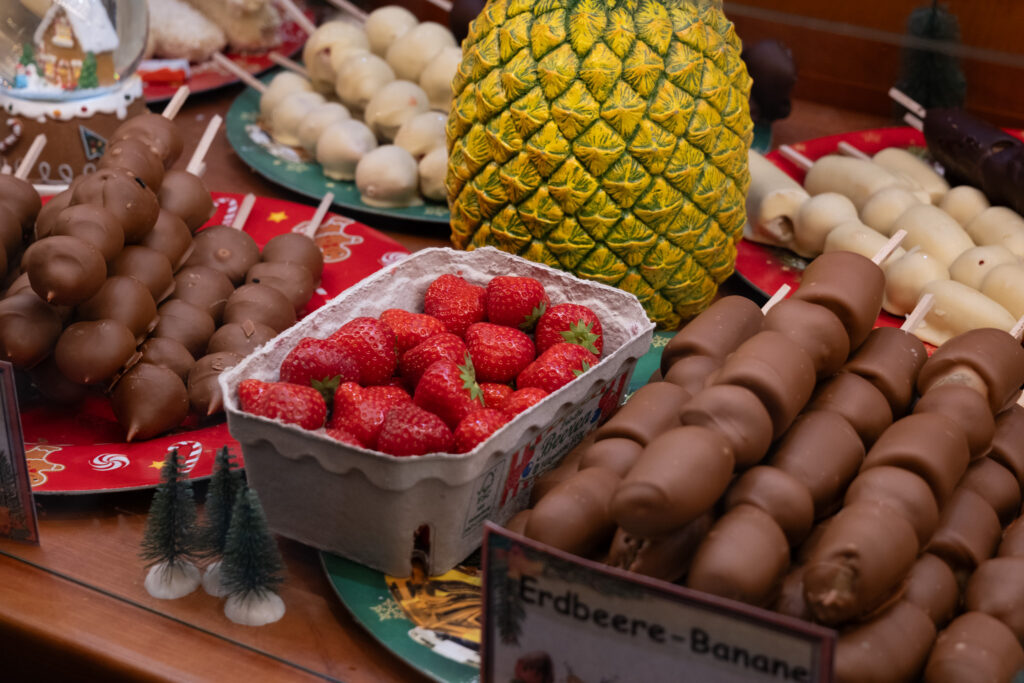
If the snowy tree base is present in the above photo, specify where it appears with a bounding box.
[145,560,200,599]
[224,591,286,626]
[202,560,230,597]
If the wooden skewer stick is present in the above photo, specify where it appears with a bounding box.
[232,194,257,230]
[872,229,907,266]
[425,0,454,11]
[1011,314,1024,342]
[276,0,317,34]
[33,183,68,196]
[186,115,222,176]
[304,192,335,239]
[14,134,47,180]
[211,52,268,93]
[901,293,934,333]
[324,0,367,22]
[836,141,872,161]
[162,86,190,120]
[778,144,814,172]
[903,113,924,132]
[761,284,791,314]
[888,87,927,119]
[269,52,308,78]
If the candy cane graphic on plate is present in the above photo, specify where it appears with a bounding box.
[167,441,204,474]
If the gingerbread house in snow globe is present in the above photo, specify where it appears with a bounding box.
[29,0,120,91]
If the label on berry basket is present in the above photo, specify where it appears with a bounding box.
[480,523,834,683]
[0,362,39,543]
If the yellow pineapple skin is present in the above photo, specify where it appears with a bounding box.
[446,0,753,329]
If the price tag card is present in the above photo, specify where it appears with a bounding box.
[0,362,38,543]
[481,523,834,683]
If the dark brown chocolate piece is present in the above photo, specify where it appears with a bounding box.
[3,272,31,298]
[110,246,175,302]
[110,112,184,168]
[843,326,927,416]
[260,232,324,282]
[186,225,260,285]
[604,512,712,583]
[989,405,1024,488]
[157,170,214,232]
[0,292,63,368]
[78,276,158,345]
[1000,517,1024,558]
[54,319,136,385]
[111,363,190,441]
[139,337,196,382]
[187,351,242,416]
[0,204,22,257]
[904,554,960,628]
[964,557,1024,642]
[959,458,1021,526]
[50,204,125,263]
[661,354,718,395]
[0,174,42,234]
[524,467,620,558]
[926,487,1002,574]
[152,299,216,358]
[661,295,763,373]
[843,466,939,547]
[914,384,995,460]
[141,210,194,271]
[917,327,1024,413]
[205,320,277,356]
[23,235,106,306]
[69,167,159,243]
[743,39,797,124]
[98,136,165,192]
[806,372,893,447]
[222,283,296,333]
[774,566,811,621]
[504,509,530,535]
[923,611,1024,683]
[172,265,234,323]
[978,143,1024,216]
[577,438,643,477]
[792,250,885,349]
[33,188,72,240]
[246,261,315,312]
[725,466,814,545]
[835,601,936,683]
[529,434,592,505]
[679,384,774,468]
[27,355,89,404]
[593,381,688,446]
[762,298,850,378]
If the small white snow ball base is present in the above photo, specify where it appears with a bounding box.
[145,560,201,599]
[202,559,230,597]
[224,591,286,626]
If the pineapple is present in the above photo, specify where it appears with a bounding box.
[446,0,753,329]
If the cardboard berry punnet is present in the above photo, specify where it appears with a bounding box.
[220,247,654,577]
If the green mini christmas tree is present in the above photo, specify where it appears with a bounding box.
[197,447,244,596]
[19,43,35,68]
[140,448,201,599]
[221,485,286,625]
[78,52,99,89]
[894,1,966,110]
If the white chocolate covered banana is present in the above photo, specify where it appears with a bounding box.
[872,147,949,204]
[948,245,1018,290]
[883,247,949,316]
[914,279,1016,346]
[940,186,990,227]
[743,150,811,252]
[793,192,858,257]
[823,220,905,263]
[804,155,927,211]
[892,204,976,267]
[965,206,1024,259]
[980,263,1024,319]
[860,186,923,236]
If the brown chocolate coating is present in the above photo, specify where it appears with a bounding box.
[77,276,158,344]
[611,425,735,538]
[205,320,278,356]
[926,487,1002,574]
[33,188,72,240]
[139,337,196,382]
[0,241,7,279]
[0,174,42,233]
[914,384,996,460]
[679,384,774,469]
[803,501,919,625]
[661,354,719,395]
[157,170,214,232]
[187,351,243,416]
[186,225,260,285]
[261,232,324,282]
[843,326,927,416]
[1000,517,1024,558]
[762,298,850,378]
[964,557,1024,641]
[69,167,159,243]
[835,601,936,683]
[27,355,90,404]
[54,319,137,385]
[713,330,817,439]
[140,210,194,271]
[110,246,175,302]
[771,411,865,518]
[725,466,814,545]
[918,328,1024,413]
[0,204,22,256]
[844,466,940,547]
[904,554,960,628]
[0,292,64,368]
[246,261,315,312]
[959,458,1021,526]
[923,612,1024,683]
[98,136,165,192]
[172,265,234,323]
[686,504,790,607]
[505,510,530,535]
[578,438,643,477]
[110,113,184,168]
[989,405,1024,489]
[593,381,688,446]
[792,250,885,349]
[111,363,190,441]
[530,433,591,505]
[50,204,125,263]
[3,272,31,298]
[774,566,811,621]
[23,235,106,306]
[524,467,621,558]
[604,512,713,583]
[860,412,970,506]
[222,283,296,333]
[806,372,893,447]
[661,295,764,373]
[152,299,216,358]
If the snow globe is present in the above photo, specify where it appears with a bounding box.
[0,0,149,183]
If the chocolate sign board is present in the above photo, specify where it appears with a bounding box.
[0,362,39,543]
[481,523,834,683]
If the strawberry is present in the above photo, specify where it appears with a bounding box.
[376,403,454,456]
[328,316,398,386]
[423,274,486,337]
[485,276,549,331]
[237,379,326,430]
[535,303,604,356]
[279,337,360,404]
[328,382,412,449]
[480,382,513,409]
[413,356,485,429]
[501,387,549,416]
[379,308,446,355]
[465,322,535,384]
[399,332,467,391]
[516,343,598,393]
[325,426,363,448]
[453,409,509,453]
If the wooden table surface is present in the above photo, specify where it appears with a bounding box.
[0,67,891,681]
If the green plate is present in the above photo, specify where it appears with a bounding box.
[225,73,451,225]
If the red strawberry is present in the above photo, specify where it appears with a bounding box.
[413,356,485,429]
[465,322,535,384]
[423,274,486,337]
[501,387,549,416]
[535,303,603,356]
[237,379,326,430]
[279,337,360,403]
[328,317,398,386]
[379,308,446,355]
[399,332,467,390]
[453,409,509,453]
[485,276,549,331]
[325,426,363,447]
[328,382,412,448]
[376,403,454,456]
[516,343,598,393]
[480,382,513,409]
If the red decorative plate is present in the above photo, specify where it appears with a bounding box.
[20,193,410,494]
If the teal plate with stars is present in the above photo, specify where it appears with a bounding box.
[225,73,451,225]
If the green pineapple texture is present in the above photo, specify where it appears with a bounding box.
[447,0,753,329]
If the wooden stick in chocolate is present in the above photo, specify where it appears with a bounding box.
[185,115,223,176]
[778,144,813,172]
[275,0,317,34]
[903,113,924,132]
[304,192,334,239]
[836,141,872,161]
[760,284,790,314]
[424,0,454,11]
[901,293,934,333]
[162,86,190,121]
[210,52,267,93]
[888,87,927,119]
[269,52,308,78]
[872,228,907,266]
[324,0,368,22]
[13,134,46,181]
[1010,314,1024,342]
[232,194,257,231]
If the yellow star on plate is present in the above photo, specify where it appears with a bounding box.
[150,460,167,470]
[268,211,288,223]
